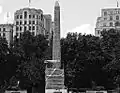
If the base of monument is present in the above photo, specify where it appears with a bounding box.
[45,89,67,93]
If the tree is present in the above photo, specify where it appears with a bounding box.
[0,37,9,63]
[0,37,13,91]
[101,29,120,88]
[12,31,49,93]
[61,32,110,89]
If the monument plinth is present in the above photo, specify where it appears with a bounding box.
[45,60,66,93]
[45,60,65,89]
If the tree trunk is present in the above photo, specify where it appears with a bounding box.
[32,86,36,93]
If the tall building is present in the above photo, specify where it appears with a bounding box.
[44,14,52,39]
[95,7,120,37]
[13,8,46,37]
[0,24,13,45]
[52,0,61,67]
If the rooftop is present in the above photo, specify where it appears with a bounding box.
[55,0,59,7]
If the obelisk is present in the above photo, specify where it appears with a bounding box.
[52,0,61,68]
[45,1,66,93]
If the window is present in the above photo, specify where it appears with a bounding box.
[29,21,31,24]
[16,15,19,19]
[41,14,43,20]
[32,26,35,30]
[29,15,31,19]
[20,21,22,25]
[16,21,19,25]
[29,26,31,30]
[32,21,35,24]
[104,12,107,16]
[97,30,100,35]
[0,28,1,31]
[24,11,27,19]
[20,26,22,31]
[0,33,1,37]
[33,15,35,18]
[20,15,22,19]
[110,22,113,26]
[110,16,113,20]
[16,26,19,31]
[3,33,5,37]
[116,15,119,20]
[24,26,27,31]
[24,21,27,24]
[3,28,5,31]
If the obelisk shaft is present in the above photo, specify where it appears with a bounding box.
[52,1,61,68]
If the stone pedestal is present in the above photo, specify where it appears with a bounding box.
[45,60,67,93]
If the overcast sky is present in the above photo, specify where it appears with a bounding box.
[0,0,119,37]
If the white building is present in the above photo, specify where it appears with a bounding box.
[13,8,50,37]
[95,7,120,37]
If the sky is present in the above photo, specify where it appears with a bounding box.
[0,0,119,37]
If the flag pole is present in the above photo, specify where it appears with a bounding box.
[7,12,9,24]
[29,0,31,7]
[116,0,119,7]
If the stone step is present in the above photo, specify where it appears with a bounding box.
[46,78,64,82]
[47,79,64,83]
[46,69,64,76]
[46,83,65,89]
[46,79,64,83]
[46,77,64,84]
[46,75,64,78]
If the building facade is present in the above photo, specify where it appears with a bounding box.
[95,8,120,37]
[0,24,13,45]
[43,14,52,39]
[0,6,53,45]
[13,8,47,37]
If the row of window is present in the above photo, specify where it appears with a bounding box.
[16,26,39,31]
[103,22,112,26]
[0,28,6,31]
[0,33,6,37]
[16,11,43,20]
[103,22,120,27]
[16,14,36,19]
[104,11,120,16]
[16,20,39,25]
[97,29,106,35]
[16,32,35,36]
[104,15,120,20]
